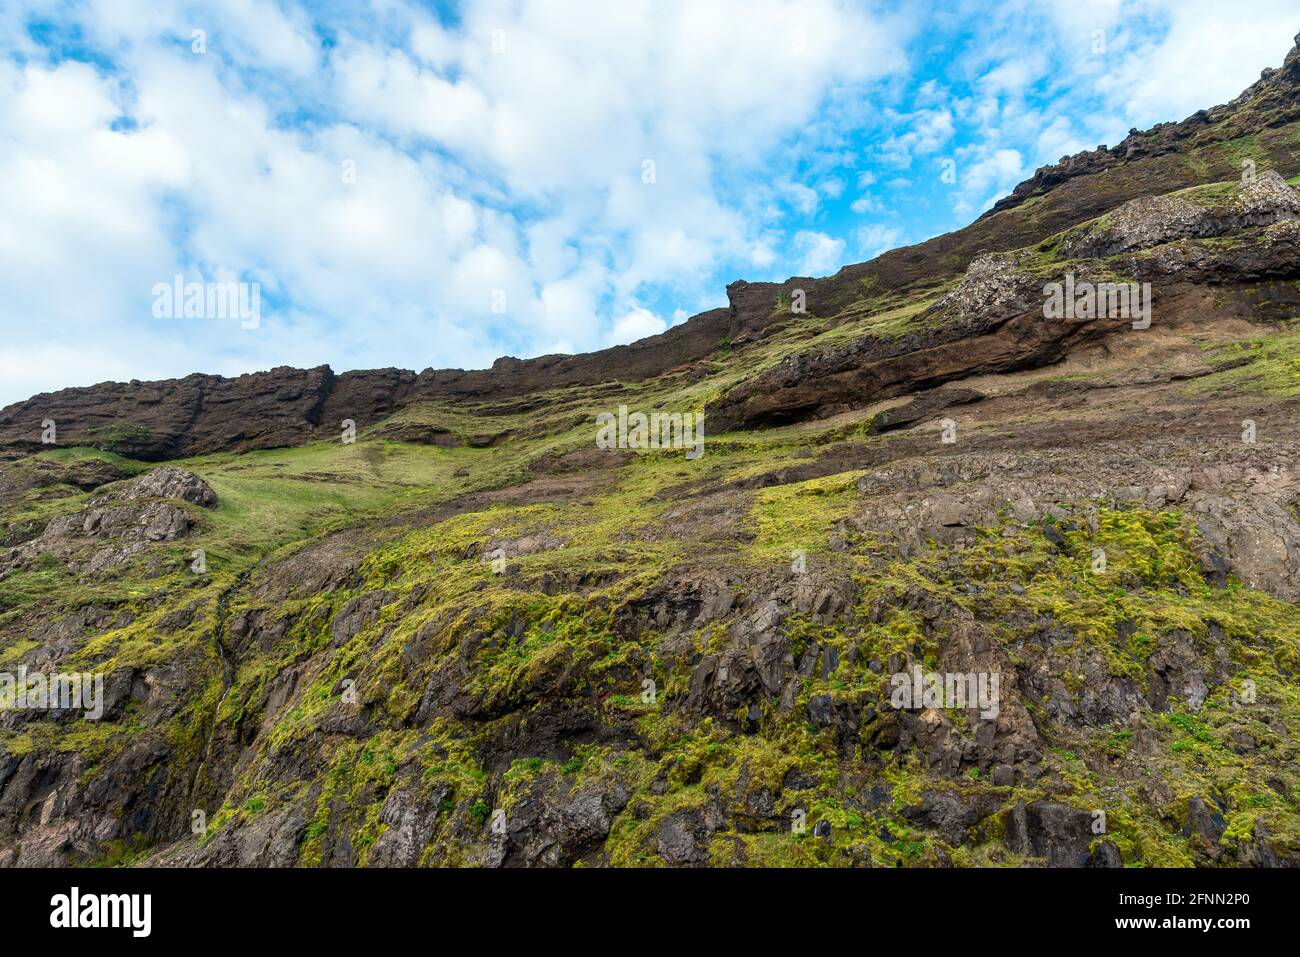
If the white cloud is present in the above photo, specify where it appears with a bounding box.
[879,108,955,165]
[749,240,778,269]
[979,57,1043,95]
[607,306,667,345]
[855,224,905,260]
[0,0,911,404]
[781,182,821,215]
[951,147,1025,217]
[817,177,845,199]
[792,230,846,276]
[1035,115,1088,167]
[1091,1,1298,125]
[3,0,1297,408]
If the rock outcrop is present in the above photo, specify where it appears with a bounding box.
[0,467,216,582]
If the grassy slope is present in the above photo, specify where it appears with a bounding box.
[197,445,1300,867]
[3,172,1300,867]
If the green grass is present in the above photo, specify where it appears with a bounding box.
[748,470,863,561]
[1217,134,1260,169]
[176,439,462,564]
[1187,327,1300,398]
[9,164,1300,869]
[8,388,1300,868]
[37,446,150,474]
[0,448,147,534]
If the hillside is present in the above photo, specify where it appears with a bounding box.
[1,35,1300,868]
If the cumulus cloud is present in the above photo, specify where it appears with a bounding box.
[0,0,911,404]
[879,107,955,166]
[2,0,1297,406]
[1090,0,1298,124]
[792,230,846,276]
[855,224,905,260]
[606,307,667,345]
[952,147,1025,217]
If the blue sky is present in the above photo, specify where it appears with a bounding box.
[1,0,1296,405]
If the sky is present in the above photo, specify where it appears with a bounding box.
[0,0,1296,406]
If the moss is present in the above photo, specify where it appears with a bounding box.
[86,423,154,454]
[1189,327,1300,397]
[603,724,846,866]
[747,470,862,562]
[0,553,73,612]
[468,799,490,827]
[1221,811,1257,845]
[295,729,422,866]
[7,229,1300,873]
[81,833,153,868]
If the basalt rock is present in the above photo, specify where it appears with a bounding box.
[105,466,218,508]
[1004,800,1122,868]
[990,35,1300,216]
[1063,172,1300,258]
[706,189,1300,433]
[0,311,732,461]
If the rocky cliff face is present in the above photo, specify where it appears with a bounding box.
[990,33,1300,216]
[706,172,1300,431]
[2,38,1300,870]
[0,310,733,462]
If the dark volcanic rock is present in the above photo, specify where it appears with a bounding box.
[870,388,985,434]
[0,310,735,461]
[107,466,218,508]
[990,36,1300,216]
[0,365,337,461]
[3,35,1300,875]
[5,45,1299,461]
[1004,800,1121,868]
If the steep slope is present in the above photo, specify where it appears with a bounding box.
[2,38,1300,869]
[4,33,1299,462]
